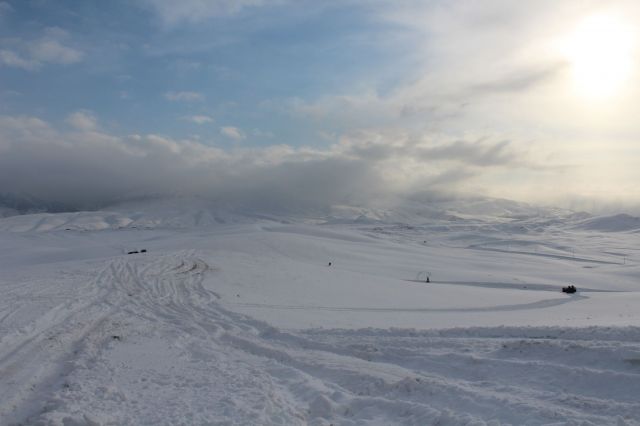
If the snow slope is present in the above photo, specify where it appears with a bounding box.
[1,199,639,425]
[574,213,640,232]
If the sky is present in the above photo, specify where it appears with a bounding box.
[1,0,640,212]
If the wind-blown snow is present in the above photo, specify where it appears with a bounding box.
[1,198,639,425]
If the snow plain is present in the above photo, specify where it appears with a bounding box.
[1,198,639,425]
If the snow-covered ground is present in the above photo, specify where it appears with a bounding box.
[1,199,639,425]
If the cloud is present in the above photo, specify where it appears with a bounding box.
[415,139,518,167]
[0,2,12,16]
[2,1,638,213]
[467,64,567,97]
[337,129,527,171]
[28,38,82,65]
[164,91,204,102]
[140,0,279,25]
[272,0,640,204]
[66,111,98,131]
[282,1,598,136]
[0,49,35,70]
[0,27,83,71]
[220,126,245,141]
[252,128,274,139]
[183,115,214,124]
[0,114,545,211]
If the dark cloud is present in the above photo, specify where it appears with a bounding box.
[342,131,521,167]
[412,139,517,166]
[468,63,566,96]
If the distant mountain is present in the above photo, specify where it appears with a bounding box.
[325,196,579,226]
[0,194,594,233]
[0,193,83,217]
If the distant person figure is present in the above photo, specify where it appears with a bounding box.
[426,277,430,283]
[328,262,332,266]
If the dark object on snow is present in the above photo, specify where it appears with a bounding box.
[127,250,139,255]
[426,277,430,283]
[328,262,332,266]
[140,249,147,253]
[112,335,121,341]
[562,285,577,294]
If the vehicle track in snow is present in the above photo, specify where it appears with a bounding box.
[9,252,640,425]
[0,264,118,423]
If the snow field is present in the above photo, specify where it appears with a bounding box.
[1,204,640,425]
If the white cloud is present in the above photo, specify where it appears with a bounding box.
[0,27,83,71]
[183,115,214,124]
[28,39,82,65]
[66,111,98,131]
[164,91,204,102]
[252,128,274,138]
[0,116,57,153]
[140,0,278,25]
[0,49,37,70]
[220,126,245,140]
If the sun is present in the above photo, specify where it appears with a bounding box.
[561,13,636,99]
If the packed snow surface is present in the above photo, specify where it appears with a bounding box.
[1,199,639,425]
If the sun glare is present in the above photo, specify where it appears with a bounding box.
[562,14,636,99]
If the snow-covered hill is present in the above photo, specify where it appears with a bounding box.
[573,213,640,232]
[0,195,585,232]
[1,197,639,425]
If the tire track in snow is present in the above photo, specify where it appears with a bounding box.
[468,245,622,264]
[18,252,640,425]
[223,324,640,425]
[0,264,119,423]
[107,254,640,424]
[225,295,586,312]
[406,279,625,293]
